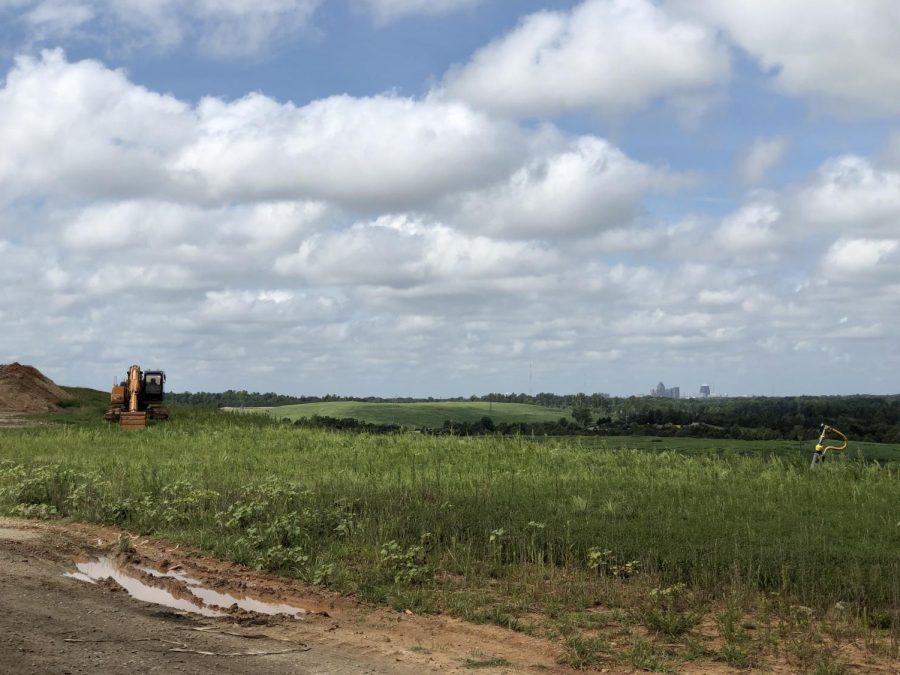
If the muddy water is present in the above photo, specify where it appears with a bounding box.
[67,557,307,618]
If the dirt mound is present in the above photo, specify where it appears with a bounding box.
[0,362,72,413]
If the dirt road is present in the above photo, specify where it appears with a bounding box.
[0,518,571,675]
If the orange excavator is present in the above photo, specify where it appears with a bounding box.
[105,365,169,430]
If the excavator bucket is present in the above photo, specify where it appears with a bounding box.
[119,411,147,430]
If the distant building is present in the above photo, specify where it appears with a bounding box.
[651,382,680,399]
[699,384,711,398]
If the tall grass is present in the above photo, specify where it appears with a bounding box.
[0,410,897,617]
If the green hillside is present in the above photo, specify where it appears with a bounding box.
[247,400,568,428]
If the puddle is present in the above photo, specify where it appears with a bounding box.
[66,557,307,619]
[63,571,97,584]
[70,557,223,617]
[190,586,307,616]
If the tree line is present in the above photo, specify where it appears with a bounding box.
[167,390,611,409]
[167,390,480,407]
[170,390,900,443]
[592,395,900,443]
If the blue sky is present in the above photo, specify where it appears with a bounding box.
[1,0,899,397]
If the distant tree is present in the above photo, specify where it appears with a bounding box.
[572,406,592,428]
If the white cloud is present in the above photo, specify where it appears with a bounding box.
[450,136,687,238]
[361,0,480,23]
[1,50,688,236]
[1,0,321,57]
[821,238,898,280]
[714,202,781,255]
[0,51,527,212]
[0,51,191,204]
[24,0,94,36]
[710,154,900,264]
[441,0,729,117]
[738,136,788,185]
[792,156,900,233]
[176,92,526,211]
[675,0,900,116]
[274,215,555,287]
[199,290,340,325]
[60,200,329,253]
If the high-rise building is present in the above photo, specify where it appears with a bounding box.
[699,384,711,398]
[651,382,680,399]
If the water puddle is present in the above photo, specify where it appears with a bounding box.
[66,557,307,619]
[190,586,308,616]
[63,571,97,584]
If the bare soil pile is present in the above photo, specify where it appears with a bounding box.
[0,363,72,413]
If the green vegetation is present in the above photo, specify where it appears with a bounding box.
[1,409,896,670]
[247,400,567,428]
[462,656,512,669]
[568,435,900,465]
[31,386,110,426]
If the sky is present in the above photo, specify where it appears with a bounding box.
[1,0,899,398]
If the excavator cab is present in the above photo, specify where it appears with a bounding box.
[144,371,165,401]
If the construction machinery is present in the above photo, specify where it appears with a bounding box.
[105,365,169,430]
[811,424,848,467]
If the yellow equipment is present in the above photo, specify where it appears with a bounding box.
[811,424,848,467]
[105,365,169,430]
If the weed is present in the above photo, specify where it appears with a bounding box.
[311,562,335,585]
[810,653,850,675]
[256,545,308,574]
[641,583,703,637]
[587,546,641,579]
[558,634,608,669]
[462,655,511,669]
[719,641,752,669]
[625,634,668,672]
[115,533,133,555]
[380,539,430,585]
[10,503,57,519]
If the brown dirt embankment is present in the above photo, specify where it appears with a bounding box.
[0,362,72,413]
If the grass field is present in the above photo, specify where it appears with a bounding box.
[0,407,897,671]
[246,400,569,427]
[569,435,900,465]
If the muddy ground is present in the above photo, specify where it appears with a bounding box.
[0,518,576,675]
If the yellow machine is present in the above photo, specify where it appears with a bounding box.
[105,365,169,430]
[811,424,848,467]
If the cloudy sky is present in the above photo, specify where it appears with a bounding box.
[1,0,899,397]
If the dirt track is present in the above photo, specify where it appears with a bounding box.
[0,518,573,675]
